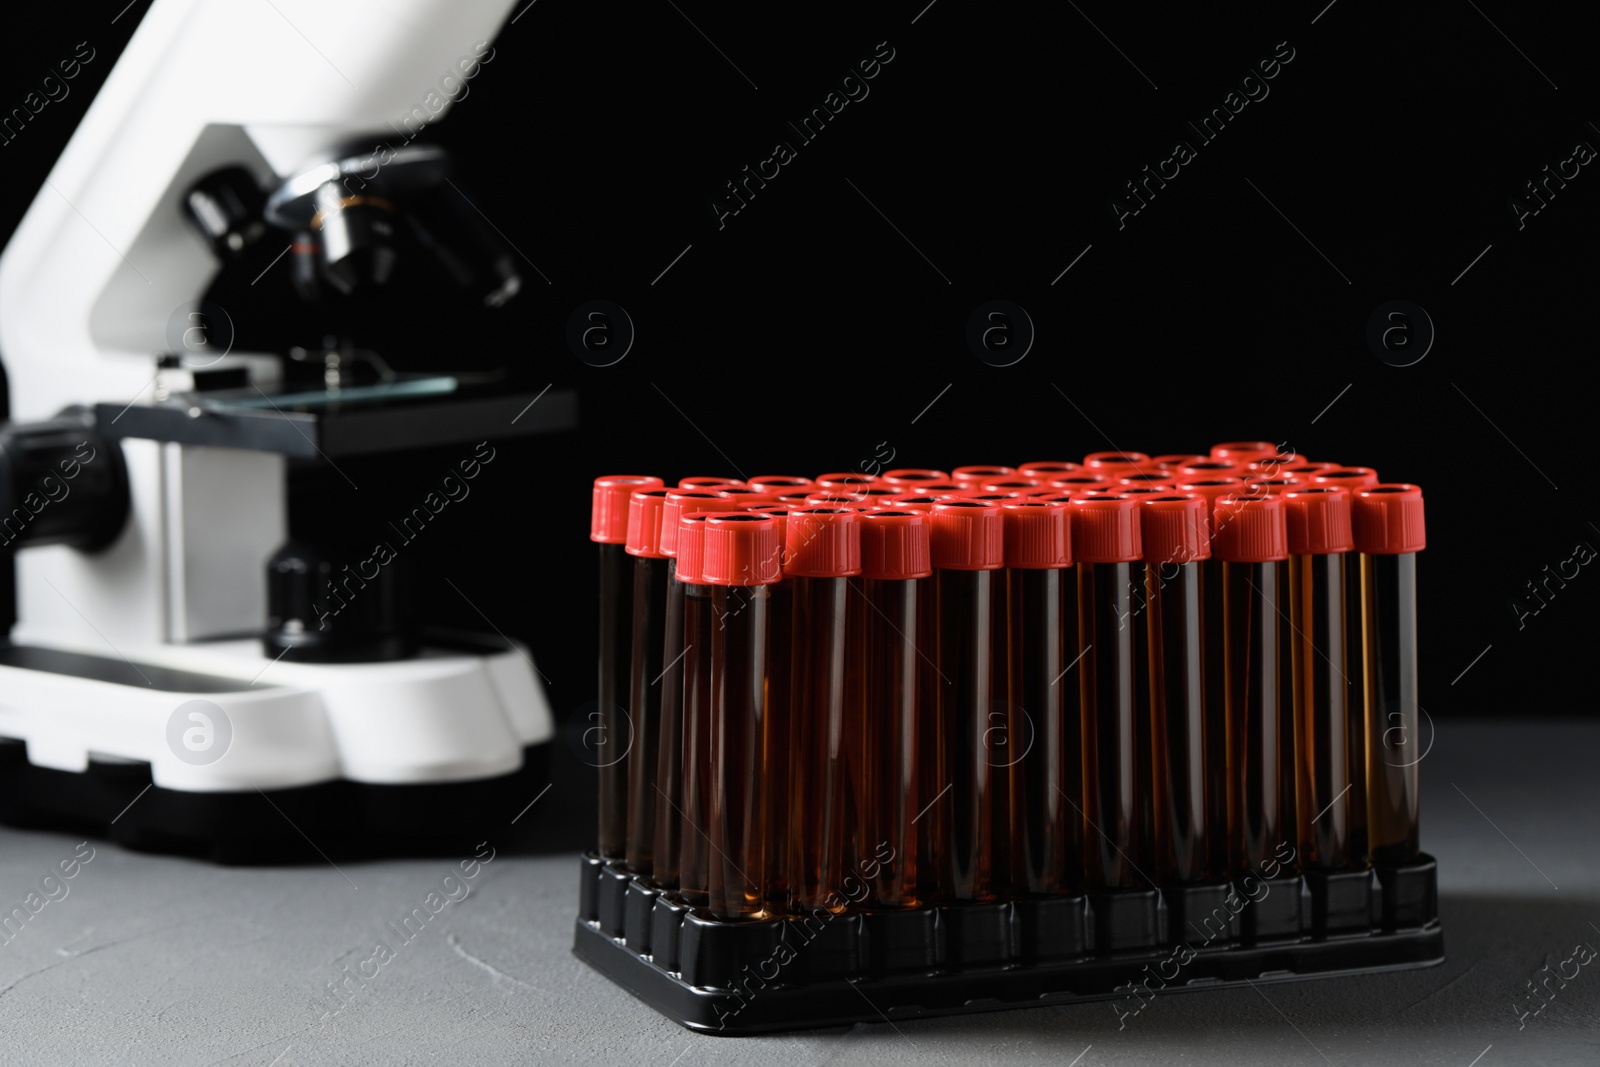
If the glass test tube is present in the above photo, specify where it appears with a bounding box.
[1000,501,1078,896]
[857,511,933,907]
[652,511,714,892]
[784,508,861,913]
[1070,495,1145,890]
[624,489,674,874]
[1313,465,1379,862]
[701,513,784,920]
[929,500,1007,903]
[1138,493,1211,883]
[1354,484,1426,867]
[1214,494,1288,875]
[591,475,665,859]
[1284,487,1356,870]
[1178,476,1243,878]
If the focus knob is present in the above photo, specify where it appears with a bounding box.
[264,540,418,662]
[0,409,128,552]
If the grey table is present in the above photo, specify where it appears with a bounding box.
[2,719,1596,1066]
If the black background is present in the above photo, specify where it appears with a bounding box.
[1,2,1594,838]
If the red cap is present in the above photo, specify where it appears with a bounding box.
[783,508,861,577]
[625,488,673,557]
[981,478,1042,492]
[885,494,940,511]
[700,514,782,586]
[679,476,744,489]
[1151,454,1206,470]
[1352,484,1426,554]
[1253,459,1333,476]
[716,486,781,503]
[860,511,933,579]
[1017,461,1082,478]
[775,492,815,507]
[951,465,1015,485]
[1083,450,1151,473]
[1175,460,1241,478]
[815,471,877,490]
[963,491,1028,502]
[1001,501,1071,568]
[747,475,814,494]
[1030,492,1075,504]
[1138,493,1211,563]
[743,507,789,561]
[928,500,1005,570]
[913,481,966,494]
[1241,476,1306,496]
[881,468,950,485]
[1049,473,1109,489]
[1314,467,1380,490]
[675,514,712,584]
[1070,496,1141,562]
[1210,441,1288,463]
[1283,487,1354,555]
[854,486,907,500]
[1213,495,1289,562]
[1116,486,1170,498]
[1175,477,1244,537]
[806,489,868,507]
[591,475,665,543]
[1118,472,1175,488]
[659,490,739,556]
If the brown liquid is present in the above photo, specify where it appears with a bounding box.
[1146,560,1208,883]
[626,555,671,874]
[861,576,930,907]
[1363,552,1421,865]
[675,585,713,906]
[597,542,632,860]
[1199,557,1230,880]
[708,584,774,920]
[788,577,859,912]
[1222,560,1282,873]
[936,569,1003,902]
[1008,566,1080,895]
[1343,555,1369,864]
[651,571,688,890]
[1290,553,1352,870]
[1078,561,1142,889]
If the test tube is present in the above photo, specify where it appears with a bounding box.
[1137,493,1211,883]
[784,508,863,913]
[623,489,674,875]
[1151,454,1207,470]
[1175,476,1242,876]
[1283,486,1356,870]
[815,472,878,491]
[1213,493,1289,876]
[591,475,665,859]
[1083,451,1152,476]
[1000,500,1078,896]
[701,513,784,920]
[1070,495,1145,889]
[929,499,1007,903]
[1353,484,1426,867]
[858,510,934,907]
[1313,465,1378,860]
[673,514,714,906]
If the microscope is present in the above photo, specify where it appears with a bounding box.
[0,0,570,860]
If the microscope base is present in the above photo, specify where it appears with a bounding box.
[0,634,555,861]
[0,738,549,863]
